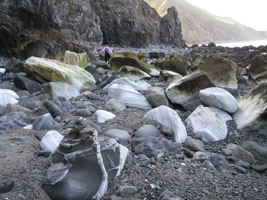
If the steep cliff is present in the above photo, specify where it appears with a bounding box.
[0,0,185,59]
[145,0,267,44]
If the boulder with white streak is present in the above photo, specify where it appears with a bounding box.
[200,87,238,113]
[144,105,187,143]
[42,125,129,200]
[186,105,228,143]
[108,84,152,110]
[104,77,150,91]
[233,83,267,130]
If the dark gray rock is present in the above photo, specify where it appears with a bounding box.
[183,148,194,158]
[241,141,267,163]
[25,101,41,111]
[0,180,14,194]
[184,137,205,152]
[32,113,61,131]
[203,160,216,171]
[42,126,128,200]
[252,164,267,173]
[232,146,255,163]
[209,153,228,168]
[104,129,131,142]
[159,189,184,200]
[14,75,41,94]
[73,109,93,117]
[116,185,138,197]
[44,101,64,118]
[135,124,161,138]
[236,160,250,169]
[132,137,182,158]
[0,112,29,131]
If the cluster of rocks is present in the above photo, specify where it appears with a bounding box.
[0,44,267,199]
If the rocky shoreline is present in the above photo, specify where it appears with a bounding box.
[0,43,267,200]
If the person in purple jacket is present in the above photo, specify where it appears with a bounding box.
[99,45,113,62]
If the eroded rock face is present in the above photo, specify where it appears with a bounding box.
[42,126,129,200]
[0,0,185,58]
[248,54,267,81]
[90,1,184,47]
[0,0,102,58]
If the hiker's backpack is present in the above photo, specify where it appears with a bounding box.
[105,48,109,53]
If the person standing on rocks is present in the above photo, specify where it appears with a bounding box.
[99,45,113,62]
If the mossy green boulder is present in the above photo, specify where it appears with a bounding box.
[110,56,159,76]
[24,56,95,92]
[119,66,150,81]
[153,59,187,76]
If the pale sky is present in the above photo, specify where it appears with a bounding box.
[185,0,267,31]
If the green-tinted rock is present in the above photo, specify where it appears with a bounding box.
[112,51,138,60]
[110,57,159,76]
[153,59,187,76]
[78,52,88,68]
[146,86,169,108]
[24,57,95,92]
[248,54,267,81]
[119,66,150,81]
[160,70,183,83]
[63,51,79,66]
[200,55,238,89]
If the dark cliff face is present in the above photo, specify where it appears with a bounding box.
[0,0,184,58]
[0,0,102,58]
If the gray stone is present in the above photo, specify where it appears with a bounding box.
[159,189,184,200]
[252,164,267,173]
[25,101,41,111]
[132,137,181,158]
[241,141,267,163]
[146,86,169,108]
[4,104,33,115]
[232,146,255,163]
[116,185,138,197]
[184,137,205,152]
[33,113,61,131]
[203,160,216,171]
[104,129,131,142]
[74,109,93,117]
[193,152,209,162]
[135,124,161,138]
[105,99,126,112]
[0,112,29,131]
[209,153,228,168]
[14,74,41,94]
[44,100,64,118]
[0,180,14,194]
[236,160,250,169]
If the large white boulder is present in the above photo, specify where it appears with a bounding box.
[144,105,187,143]
[95,110,116,123]
[108,84,151,110]
[200,87,238,113]
[186,105,228,143]
[104,77,150,91]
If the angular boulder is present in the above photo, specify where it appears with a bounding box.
[160,70,183,83]
[104,77,150,91]
[233,83,267,129]
[144,105,187,143]
[166,71,215,111]
[199,55,238,89]
[146,86,169,108]
[109,56,159,76]
[248,54,267,81]
[40,130,64,153]
[24,57,95,92]
[186,105,228,143]
[33,113,61,131]
[153,59,187,75]
[242,141,267,163]
[108,84,151,110]
[0,112,29,131]
[42,126,128,200]
[95,110,116,123]
[199,87,238,113]
[119,66,151,81]
[14,74,41,94]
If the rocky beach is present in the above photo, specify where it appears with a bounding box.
[0,43,266,200]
